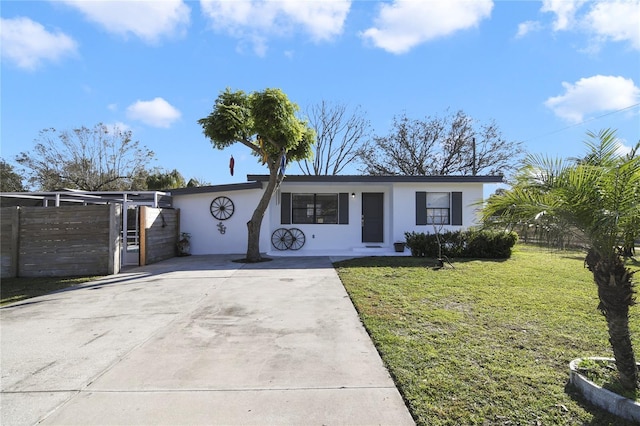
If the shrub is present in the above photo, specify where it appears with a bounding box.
[466,230,518,258]
[404,231,435,257]
[404,230,518,259]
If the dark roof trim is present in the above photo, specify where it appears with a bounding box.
[170,181,263,196]
[246,174,503,184]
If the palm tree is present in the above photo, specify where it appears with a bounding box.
[482,129,639,390]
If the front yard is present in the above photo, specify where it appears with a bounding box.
[335,244,639,425]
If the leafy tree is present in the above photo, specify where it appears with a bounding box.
[0,159,26,192]
[198,88,315,262]
[299,100,370,175]
[481,129,639,391]
[16,123,154,191]
[359,110,523,176]
[186,177,210,187]
[146,168,186,190]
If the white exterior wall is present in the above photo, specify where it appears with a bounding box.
[172,189,268,255]
[267,183,394,253]
[173,180,486,255]
[391,182,483,243]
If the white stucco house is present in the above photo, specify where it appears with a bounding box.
[171,174,503,257]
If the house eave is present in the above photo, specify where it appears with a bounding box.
[170,181,263,196]
[246,174,504,184]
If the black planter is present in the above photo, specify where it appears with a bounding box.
[394,242,405,253]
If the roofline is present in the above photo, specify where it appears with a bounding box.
[170,181,263,195]
[0,190,170,196]
[0,190,172,207]
[246,174,504,184]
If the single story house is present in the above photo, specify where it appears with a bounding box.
[171,174,503,257]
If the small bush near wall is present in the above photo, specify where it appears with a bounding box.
[404,230,518,259]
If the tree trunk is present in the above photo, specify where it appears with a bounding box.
[585,248,638,390]
[245,159,282,262]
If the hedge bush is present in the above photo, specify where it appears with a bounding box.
[404,230,518,259]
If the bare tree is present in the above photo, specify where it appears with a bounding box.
[300,100,370,175]
[359,110,523,176]
[16,123,154,191]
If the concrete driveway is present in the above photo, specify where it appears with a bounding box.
[1,255,414,425]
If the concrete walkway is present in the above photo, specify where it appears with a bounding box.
[1,255,414,425]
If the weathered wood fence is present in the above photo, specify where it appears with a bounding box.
[139,206,180,266]
[0,205,179,278]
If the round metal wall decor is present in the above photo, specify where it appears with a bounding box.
[210,196,234,220]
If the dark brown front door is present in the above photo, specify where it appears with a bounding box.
[362,193,383,243]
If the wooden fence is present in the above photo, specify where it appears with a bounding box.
[0,205,179,278]
[140,206,179,266]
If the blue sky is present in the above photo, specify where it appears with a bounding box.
[1,0,639,190]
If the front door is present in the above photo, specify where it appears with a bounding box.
[362,192,383,243]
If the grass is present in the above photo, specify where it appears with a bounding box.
[335,244,640,426]
[1,275,101,306]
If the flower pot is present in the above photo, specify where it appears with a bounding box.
[177,239,191,256]
[394,242,405,253]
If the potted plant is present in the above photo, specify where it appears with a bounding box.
[393,241,405,252]
[177,232,191,256]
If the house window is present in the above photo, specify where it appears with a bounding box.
[426,192,450,225]
[292,193,338,224]
[416,191,462,226]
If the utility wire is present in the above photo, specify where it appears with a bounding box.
[523,103,640,143]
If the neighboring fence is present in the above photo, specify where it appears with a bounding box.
[0,205,179,278]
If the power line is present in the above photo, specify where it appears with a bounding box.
[523,103,640,143]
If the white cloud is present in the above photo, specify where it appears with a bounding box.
[0,17,77,70]
[516,20,542,38]
[544,75,640,123]
[105,121,131,133]
[200,0,350,55]
[126,97,181,128]
[614,141,633,157]
[361,0,493,54]
[538,0,639,51]
[278,1,350,41]
[540,0,586,31]
[586,0,640,50]
[61,0,190,44]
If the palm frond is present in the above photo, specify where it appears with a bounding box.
[580,128,623,166]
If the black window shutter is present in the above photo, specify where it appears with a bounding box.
[338,193,349,224]
[281,192,291,224]
[416,192,427,225]
[451,192,463,226]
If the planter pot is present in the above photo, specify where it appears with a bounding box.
[569,357,640,423]
[394,243,405,253]
[177,240,191,256]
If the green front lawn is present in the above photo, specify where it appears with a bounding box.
[335,244,640,425]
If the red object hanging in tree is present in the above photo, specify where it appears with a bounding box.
[229,155,235,176]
